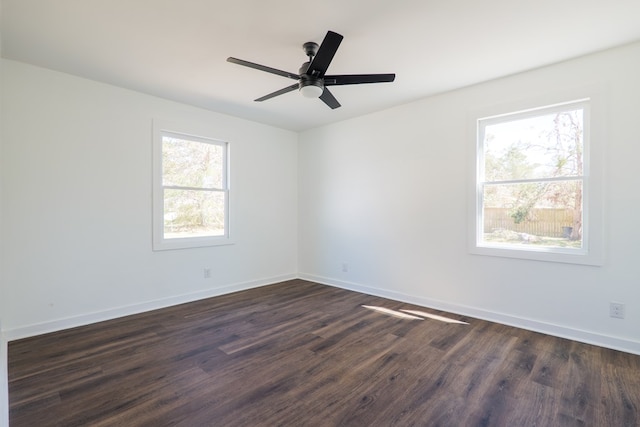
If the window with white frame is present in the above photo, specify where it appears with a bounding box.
[153,124,230,250]
[470,98,603,265]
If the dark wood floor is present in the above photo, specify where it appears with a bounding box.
[8,280,640,426]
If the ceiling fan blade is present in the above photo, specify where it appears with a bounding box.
[307,31,343,77]
[227,57,300,80]
[255,83,299,102]
[319,88,341,109]
[324,74,396,85]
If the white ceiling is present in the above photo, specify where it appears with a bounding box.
[2,0,640,132]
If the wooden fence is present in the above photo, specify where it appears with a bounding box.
[484,208,575,238]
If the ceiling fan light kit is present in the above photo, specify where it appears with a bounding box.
[300,81,324,98]
[227,31,395,109]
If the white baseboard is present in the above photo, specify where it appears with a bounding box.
[4,274,296,342]
[299,273,640,356]
[6,272,640,356]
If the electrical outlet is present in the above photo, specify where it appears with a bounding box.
[341,263,348,272]
[204,268,211,279]
[610,302,625,319]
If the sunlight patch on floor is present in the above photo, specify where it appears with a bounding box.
[361,305,424,320]
[361,305,469,324]
[400,309,469,325]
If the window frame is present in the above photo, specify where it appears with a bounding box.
[468,92,605,265]
[152,120,232,251]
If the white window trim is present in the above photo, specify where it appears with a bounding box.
[468,88,605,265]
[152,119,233,251]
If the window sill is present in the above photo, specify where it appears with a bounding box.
[469,243,602,266]
[153,236,235,251]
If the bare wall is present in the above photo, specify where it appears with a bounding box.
[0,19,8,426]
[0,59,299,338]
[298,42,640,354]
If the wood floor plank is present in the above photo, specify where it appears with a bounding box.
[8,279,640,426]
[598,362,639,427]
[557,341,602,423]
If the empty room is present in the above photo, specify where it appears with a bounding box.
[1,1,640,426]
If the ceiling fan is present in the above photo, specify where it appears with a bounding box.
[227,30,395,109]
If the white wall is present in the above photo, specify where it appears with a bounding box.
[0,12,9,425]
[299,41,640,354]
[0,59,298,338]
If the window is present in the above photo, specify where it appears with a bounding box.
[153,122,230,250]
[470,98,603,265]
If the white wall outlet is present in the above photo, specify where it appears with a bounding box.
[341,263,348,272]
[204,268,211,278]
[609,302,625,319]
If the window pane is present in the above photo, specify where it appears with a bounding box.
[162,136,224,189]
[482,180,582,248]
[163,189,225,239]
[483,109,583,181]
